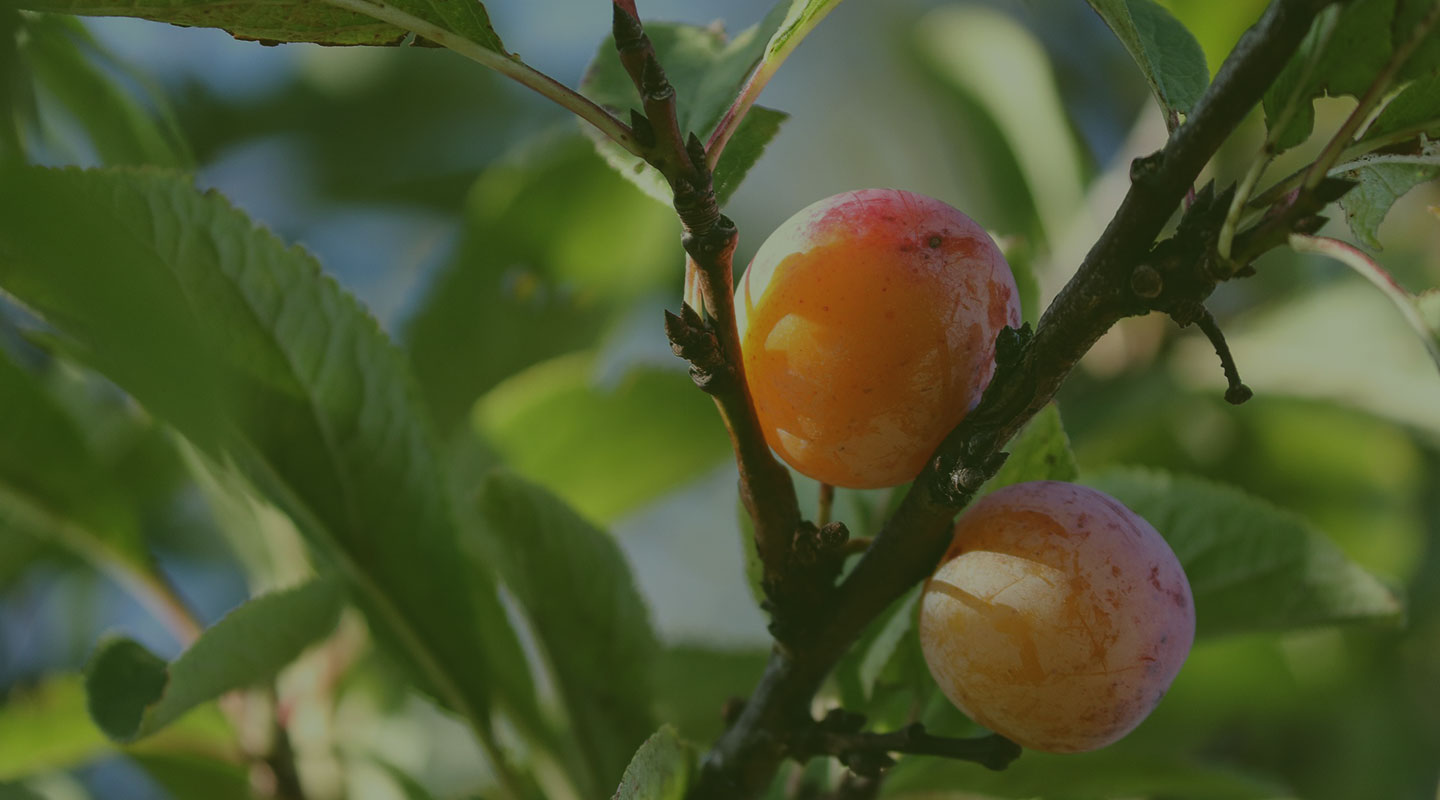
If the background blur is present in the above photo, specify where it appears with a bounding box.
[2,1,1438,798]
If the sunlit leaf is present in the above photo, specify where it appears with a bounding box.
[0,676,234,782]
[85,578,343,742]
[1085,468,1403,637]
[612,726,693,800]
[1086,0,1210,115]
[476,472,659,793]
[0,165,536,740]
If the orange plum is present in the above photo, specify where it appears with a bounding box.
[919,481,1195,753]
[735,189,1020,489]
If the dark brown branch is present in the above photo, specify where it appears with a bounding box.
[688,2,1343,796]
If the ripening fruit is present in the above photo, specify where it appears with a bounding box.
[919,481,1195,753]
[734,189,1021,489]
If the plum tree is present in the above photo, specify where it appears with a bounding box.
[734,188,1021,489]
[918,480,1195,753]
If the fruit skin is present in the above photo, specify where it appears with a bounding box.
[918,481,1195,753]
[734,188,1020,489]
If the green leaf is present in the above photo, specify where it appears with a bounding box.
[1288,234,1440,371]
[711,105,788,206]
[1262,0,1440,151]
[1336,157,1440,251]
[13,0,505,50]
[981,404,1078,496]
[612,726,694,800]
[1364,75,1440,141]
[0,677,109,781]
[652,646,769,744]
[476,472,659,793]
[0,348,145,568]
[129,754,251,800]
[883,748,1288,799]
[23,15,190,168]
[835,587,923,710]
[0,165,535,740]
[0,785,44,800]
[15,0,403,45]
[580,8,793,206]
[85,578,343,742]
[912,5,1087,244]
[403,134,678,433]
[475,354,731,524]
[1086,0,1210,115]
[1083,468,1403,637]
[0,675,234,782]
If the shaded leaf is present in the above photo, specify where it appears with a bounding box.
[612,726,693,800]
[474,355,731,524]
[711,105,788,206]
[1263,0,1440,151]
[0,165,535,739]
[1086,0,1210,115]
[22,15,191,168]
[1288,233,1440,370]
[14,0,505,50]
[652,646,769,744]
[912,5,1087,244]
[883,747,1288,799]
[15,0,405,46]
[403,134,678,433]
[85,578,343,742]
[981,404,1078,496]
[1084,468,1403,637]
[0,785,43,800]
[476,472,659,793]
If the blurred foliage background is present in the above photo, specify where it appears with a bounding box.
[0,0,1437,798]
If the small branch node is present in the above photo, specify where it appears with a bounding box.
[630,109,655,148]
[1128,150,1163,184]
[663,304,731,394]
[612,3,646,51]
[1130,264,1164,299]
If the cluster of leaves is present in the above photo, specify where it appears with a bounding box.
[0,0,1437,799]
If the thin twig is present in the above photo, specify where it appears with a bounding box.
[320,0,640,155]
[706,1,846,168]
[619,1,805,622]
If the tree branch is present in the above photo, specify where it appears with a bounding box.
[688,1,1343,796]
[615,3,810,631]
